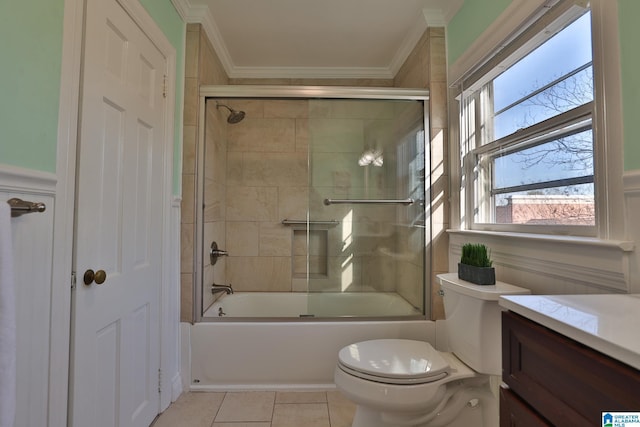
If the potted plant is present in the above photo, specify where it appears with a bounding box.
[458,243,495,285]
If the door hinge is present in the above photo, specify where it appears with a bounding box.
[162,75,167,98]
[158,368,162,393]
[71,271,76,290]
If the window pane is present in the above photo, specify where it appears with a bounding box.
[493,12,592,113]
[494,66,593,139]
[492,128,593,189]
[494,184,594,225]
[463,4,598,233]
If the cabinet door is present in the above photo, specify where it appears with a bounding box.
[500,387,551,427]
[502,311,640,426]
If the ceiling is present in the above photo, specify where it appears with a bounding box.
[171,0,462,79]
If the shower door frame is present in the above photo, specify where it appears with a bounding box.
[194,85,431,323]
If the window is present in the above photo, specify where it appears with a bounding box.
[459,1,600,235]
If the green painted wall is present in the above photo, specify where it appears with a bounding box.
[447,0,639,171]
[0,0,185,193]
[618,0,640,171]
[446,0,511,66]
[0,1,65,173]
[138,0,185,194]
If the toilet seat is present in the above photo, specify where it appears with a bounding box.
[337,339,450,385]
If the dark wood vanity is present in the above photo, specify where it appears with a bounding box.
[500,310,640,426]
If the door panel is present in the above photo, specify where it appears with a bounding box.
[70,0,166,425]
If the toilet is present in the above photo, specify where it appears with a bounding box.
[334,273,530,427]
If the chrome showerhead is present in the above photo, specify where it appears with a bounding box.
[216,103,245,124]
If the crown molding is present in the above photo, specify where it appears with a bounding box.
[172,0,457,80]
[199,0,395,80]
[388,12,430,77]
[171,0,236,78]
[169,0,188,21]
[423,8,445,27]
[441,0,464,25]
[226,66,394,80]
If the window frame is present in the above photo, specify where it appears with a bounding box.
[450,0,625,241]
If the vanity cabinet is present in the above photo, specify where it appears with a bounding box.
[501,310,640,426]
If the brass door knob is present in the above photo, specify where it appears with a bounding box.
[94,270,107,284]
[83,269,95,285]
[83,269,107,285]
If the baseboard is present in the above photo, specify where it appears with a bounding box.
[190,384,337,392]
[171,373,183,402]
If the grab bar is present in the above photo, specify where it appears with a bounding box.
[7,198,46,217]
[323,198,414,206]
[281,219,340,227]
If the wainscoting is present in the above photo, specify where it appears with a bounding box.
[0,164,56,427]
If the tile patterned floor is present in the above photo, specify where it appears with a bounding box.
[151,390,356,427]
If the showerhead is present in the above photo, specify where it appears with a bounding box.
[216,103,245,124]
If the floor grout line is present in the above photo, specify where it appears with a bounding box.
[155,390,353,427]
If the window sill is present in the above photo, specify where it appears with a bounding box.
[447,229,634,292]
[447,229,634,252]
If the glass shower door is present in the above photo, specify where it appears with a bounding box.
[304,98,428,317]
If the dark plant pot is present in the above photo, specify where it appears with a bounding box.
[458,263,495,285]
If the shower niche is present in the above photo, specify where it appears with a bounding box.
[292,228,329,279]
[195,86,430,320]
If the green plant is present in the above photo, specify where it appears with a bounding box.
[460,243,493,268]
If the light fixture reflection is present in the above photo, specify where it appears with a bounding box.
[358,149,383,167]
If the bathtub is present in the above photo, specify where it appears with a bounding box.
[188,292,433,391]
[204,291,422,318]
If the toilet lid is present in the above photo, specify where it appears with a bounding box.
[337,339,450,385]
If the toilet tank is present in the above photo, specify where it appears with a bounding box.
[437,273,530,376]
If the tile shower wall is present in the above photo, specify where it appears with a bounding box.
[207,99,416,296]
[202,100,227,311]
[220,100,307,292]
[181,24,229,322]
[395,27,448,319]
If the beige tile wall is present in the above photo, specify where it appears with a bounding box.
[394,27,448,319]
[202,100,227,312]
[181,24,229,322]
[218,99,305,293]
[210,98,424,298]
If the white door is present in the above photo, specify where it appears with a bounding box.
[70,0,167,425]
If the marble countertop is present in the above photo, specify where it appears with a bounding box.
[499,294,640,371]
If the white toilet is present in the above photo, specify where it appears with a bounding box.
[334,273,530,427]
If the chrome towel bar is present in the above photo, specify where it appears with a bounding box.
[323,198,414,206]
[6,198,46,217]
[281,219,340,227]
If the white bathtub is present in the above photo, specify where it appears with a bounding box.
[204,292,422,318]
[189,292,433,390]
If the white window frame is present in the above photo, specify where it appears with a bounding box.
[449,0,625,242]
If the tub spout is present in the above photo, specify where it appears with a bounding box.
[211,283,233,295]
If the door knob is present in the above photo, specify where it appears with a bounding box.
[94,270,107,284]
[83,269,107,285]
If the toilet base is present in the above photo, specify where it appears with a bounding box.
[351,406,389,427]
[335,352,499,427]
